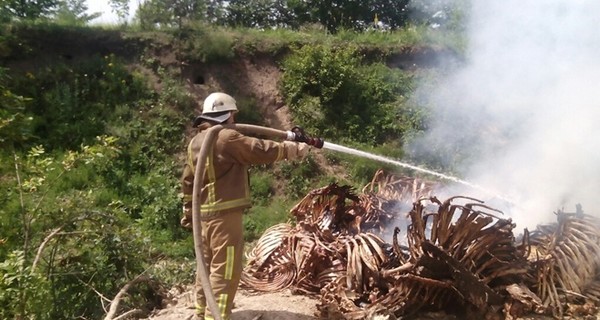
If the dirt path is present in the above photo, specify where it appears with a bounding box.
[144,288,320,320]
[142,286,590,320]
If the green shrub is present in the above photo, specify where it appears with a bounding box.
[244,198,293,242]
[0,251,51,319]
[178,24,235,63]
[156,67,197,111]
[9,54,149,150]
[280,44,419,145]
[130,166,183,237]
[279,155,320,198]
[235,97,267,125]
[250,170,274,206]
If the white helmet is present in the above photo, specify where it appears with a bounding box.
[194,92,238,125]
[203,92,238,114]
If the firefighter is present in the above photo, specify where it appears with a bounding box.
[180,92,309,320]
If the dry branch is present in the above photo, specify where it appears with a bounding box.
[103,274,151,320]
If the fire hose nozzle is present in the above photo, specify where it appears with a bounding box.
[305,137,324,149]
[287,126,325,149]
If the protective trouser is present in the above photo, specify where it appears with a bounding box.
[195,211,244,320]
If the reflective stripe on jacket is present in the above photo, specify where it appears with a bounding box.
[182,126,286,220]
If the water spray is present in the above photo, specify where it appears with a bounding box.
[288,127,512,203]
[321,142,513,204]
[287,127,499,194]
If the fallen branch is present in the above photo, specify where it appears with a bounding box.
[103,274,151,320]
[112,309,144,320]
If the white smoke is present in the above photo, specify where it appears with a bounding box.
[408,1,600,230]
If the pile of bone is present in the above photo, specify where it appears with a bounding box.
[241,170,600,319]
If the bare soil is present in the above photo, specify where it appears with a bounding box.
[142,286,581,320]
[144,287,320,320]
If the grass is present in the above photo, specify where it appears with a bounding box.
[244,198,295,242]
[2,21,464,66]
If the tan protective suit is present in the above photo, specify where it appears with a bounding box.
[181,124,294,320]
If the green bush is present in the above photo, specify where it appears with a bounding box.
[0,137,153,319]
[9,54,149,150]
[0,251,51,319]
[250,170,274,206]
[244,198,293,242]
[280,44,418,145]
[178,24,235,63]
[279,155,320,198]
[235,97,267,125]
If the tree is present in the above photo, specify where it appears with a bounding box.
[283,0,312,29]
[367,0,410,29]
[109,0,129,23]
[53,0,101,25]
[137,0,175,29]
[226,0,280,28]
[205,0,226,24]
[2,0,59,20]
[301,0,410,33]
[137,0,206,29]
[224,0,311,29]
[408,0,469,30]
[172,0,206,28]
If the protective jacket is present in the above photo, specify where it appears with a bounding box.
[181,126,287,221]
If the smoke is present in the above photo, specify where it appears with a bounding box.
[407,1,600,230]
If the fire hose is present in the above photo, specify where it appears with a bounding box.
[191,124,323,320]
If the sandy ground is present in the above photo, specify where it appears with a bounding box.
[142,286,600,320]
[144,288,320,320]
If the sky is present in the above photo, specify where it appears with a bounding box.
[407,0,600,230]
[86,0,139,24]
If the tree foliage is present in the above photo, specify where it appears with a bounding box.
[226,0,280,28]
[109,0,130,23]
[53,0,100,25]
[224,0,410,32]
[301,0,410,32]
[137,0,206,29]
[2,0,59,20]
[0,0,466,33]
[135,0,410,32]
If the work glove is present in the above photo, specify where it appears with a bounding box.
[283,141,310,161]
